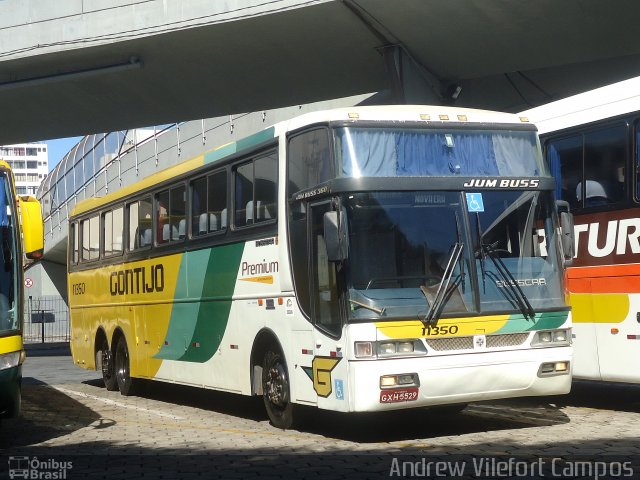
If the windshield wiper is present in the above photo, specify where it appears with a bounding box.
[420,242,464,326]
[475,212,535,320]
[480,242,536,320]
[349,299,385,315]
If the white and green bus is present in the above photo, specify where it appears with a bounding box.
[69,106,573,429]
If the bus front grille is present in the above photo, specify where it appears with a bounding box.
[486,333,530,348]
[425,336,474,351]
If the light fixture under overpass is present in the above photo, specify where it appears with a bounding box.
[0,56,142,92]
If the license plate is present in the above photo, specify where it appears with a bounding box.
[379,387,419,403]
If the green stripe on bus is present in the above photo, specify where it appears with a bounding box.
[180,242,245,362]
[154,249,212,360]
[203,127,275,165]
[155,242,245,362]
[497,311,569,334]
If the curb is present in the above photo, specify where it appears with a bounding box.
[24,342,71,357]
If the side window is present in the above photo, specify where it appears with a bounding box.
[70,222,79,264]
[234,151,277,228]
[288,129,332,194]
[81,215,99,261]
[103,210,113,257]
[548,124,627,210]
[191,177,207,236]
[128,197,152,250]
[156,185,186,245]
[235,162,253,227]
[548,135,582,210]
[310,203,341,337]
[113,207,124,254]
[208,171,227,232]
[583,126,626,206]
[103,207,124,257]
[191,171,227,236]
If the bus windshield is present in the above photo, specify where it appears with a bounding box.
[334,127,545,178]
[344,190,564,321]
[0,173,17,334]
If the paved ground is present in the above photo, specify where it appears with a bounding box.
[0,354,639,479]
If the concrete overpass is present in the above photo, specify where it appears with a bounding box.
[3,0,640,144]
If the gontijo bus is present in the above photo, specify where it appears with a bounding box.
[68,106,573,429]
[0,161,44,418]
[523,76,640,384]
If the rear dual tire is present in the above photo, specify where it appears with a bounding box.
[98,336,137,396]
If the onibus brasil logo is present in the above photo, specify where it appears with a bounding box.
[8,456,73,479]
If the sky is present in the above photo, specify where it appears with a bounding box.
[44,136,83,172]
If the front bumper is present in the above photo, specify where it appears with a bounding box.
[349,346,572,412]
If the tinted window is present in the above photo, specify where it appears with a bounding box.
[234,152,277,228]
[548,124,627,209]
[156,185,186,244]
[288,129,332,194]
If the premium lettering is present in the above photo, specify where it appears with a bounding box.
[110,264,165,296]
[241,260,278,276]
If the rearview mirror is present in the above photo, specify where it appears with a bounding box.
[323,210,348,262]
[556,200,574,265]
[19,196,44,260]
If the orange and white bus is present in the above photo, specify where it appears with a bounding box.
[523,76,640,382]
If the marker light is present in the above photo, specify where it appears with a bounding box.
[354,342,373,358]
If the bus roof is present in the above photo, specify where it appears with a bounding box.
[71,105,533,218]
[281,104,531,133]
[520,76,640,136]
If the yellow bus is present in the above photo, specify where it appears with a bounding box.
[69,106,573,429]
[0,161,44,419]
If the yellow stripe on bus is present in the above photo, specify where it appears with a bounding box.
[0,335,22,354]
[569,293,629,324]
[376,315,510,339]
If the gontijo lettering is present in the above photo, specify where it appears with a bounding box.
[110,264,164,295]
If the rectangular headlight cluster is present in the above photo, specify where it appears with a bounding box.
[531,329,571,348]
[0,351,22,371]
[354,340,427,358]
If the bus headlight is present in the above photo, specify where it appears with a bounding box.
[531,329,571,347]
[354,340,426,358]
[378,343,396,355]
[0,351,21,371]
[397,342,414,353]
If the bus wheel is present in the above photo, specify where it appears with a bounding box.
[97,339,118,391]
[262,349,294,429]
[115,336,136,396]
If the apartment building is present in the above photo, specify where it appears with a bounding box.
[0,143,49,195]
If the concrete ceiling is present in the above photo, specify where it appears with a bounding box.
[2,0,640,144]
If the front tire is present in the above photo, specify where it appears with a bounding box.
[262,349,295,429]
[97,338,118,391]
[115,336,136,396]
